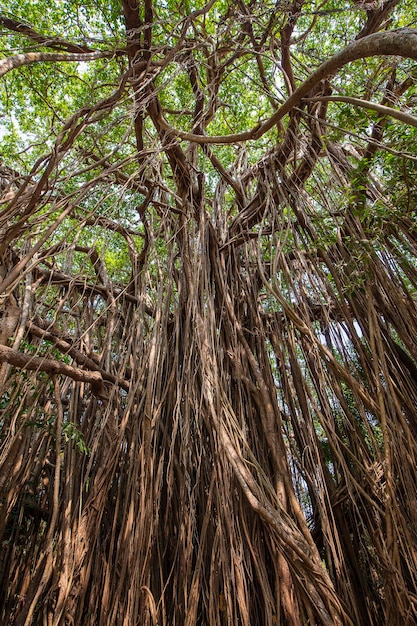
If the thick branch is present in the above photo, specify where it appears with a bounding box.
[0,344,107,398]
[27,320,130,391]
[356,0,401,39]
[154,28,417,144]
[0,15,95,53]
[0,51,116,78]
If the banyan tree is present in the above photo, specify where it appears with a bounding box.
[1,1,417,624]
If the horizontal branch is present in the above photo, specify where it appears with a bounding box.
[154,28,417,144]
[27,320,130,392]
[0,50,115,78]
[303,95,417,128]
[0,344,107,398]
[0,15,95,53]
[70,212,145,239]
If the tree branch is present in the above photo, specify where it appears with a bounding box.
[27,320,130,391]
[153,28,417,144]
[0,15,95,53]
[0,51,116,78]
[303,95,417,128]
[0,344,108,398]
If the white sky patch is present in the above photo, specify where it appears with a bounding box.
[77,61,89,76]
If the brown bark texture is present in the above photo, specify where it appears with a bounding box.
[1,1,417,625]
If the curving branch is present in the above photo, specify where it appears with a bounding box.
[27,320,130,391]
[303,95,417,128]
[0,344,108,398]
[0,50,117,78]
[0,15,95,53]
[153,28,417,144]
[355,0,401,39]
